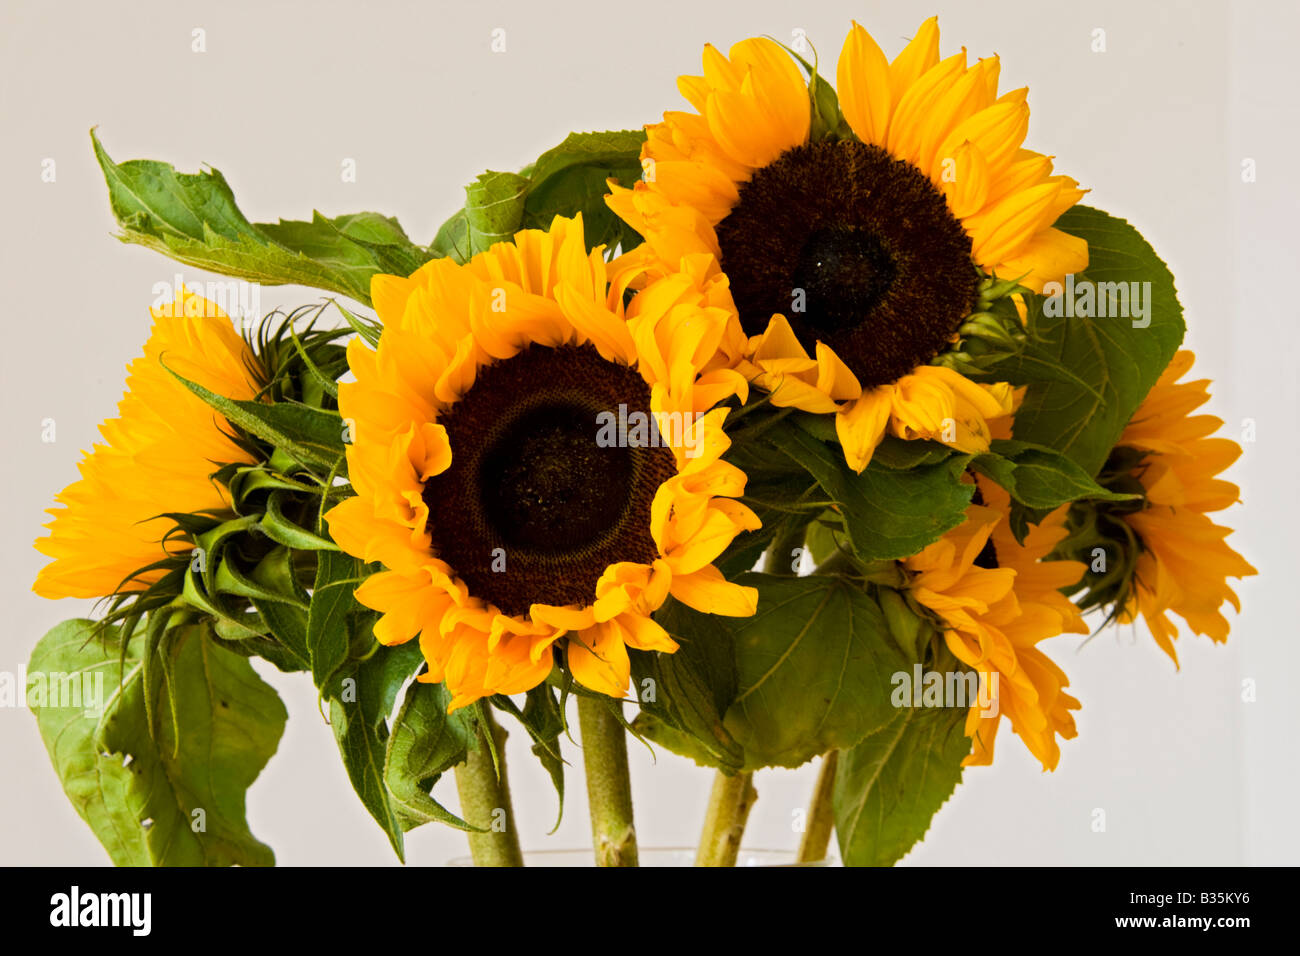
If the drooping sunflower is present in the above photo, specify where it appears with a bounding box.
[1075,351,1256,664]
[608,17,1087,471]
[903,477,1087,770]
[33,290,260,600]
[325,214,759,710]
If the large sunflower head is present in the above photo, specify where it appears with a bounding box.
[903,476,1086,770]
[608,18,1086,471]
[1060,350,1257,665]
[33,289,260,600]
[325,214,760,709]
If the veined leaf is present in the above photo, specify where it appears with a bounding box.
[724,574,908,769]
[29,619,286,866]
[522,130,646,252]
[636,598,744,774]
[834,703,971,867]
[93,131,432,306]
[328,641,425,860]
[384,680,476,832]
[973,439,1139,510]
[307,551,362,692]
[465,171,529,255]
[989,205,1186,475]
[766,421,973,560]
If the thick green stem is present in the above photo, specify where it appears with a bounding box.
[578,696,638,867]
[797,750,838,863]
[453,708,524,867]
[696,770,757,866]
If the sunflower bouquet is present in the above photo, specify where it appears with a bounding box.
[28,17,1254,867]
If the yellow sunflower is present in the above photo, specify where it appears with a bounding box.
[1110,351,1257,664]
[903,477,1086,770]
[33,289,259,599]
[607,17,1087,471]
[325,214,759,710]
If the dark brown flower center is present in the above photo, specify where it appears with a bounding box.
[715,140,979,389]
[421,344,674,617]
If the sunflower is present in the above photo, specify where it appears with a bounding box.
[607,17,1087,471]
[903,477,1086,769]
[1100,351,1256,664]
[33,289,260,599]
[325,214,759,709]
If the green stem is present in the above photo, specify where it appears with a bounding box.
[695,770,757,866]
[578,696,639,867]
[765,519,810,574]
[453,708,524,867]
[797,750,838,864]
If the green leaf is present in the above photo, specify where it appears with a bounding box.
[29,619,286,866]
[328,640,424,860]
[834,703,971,867]
[723,574,908,769]
[634,598,745,773]
[869,437,957,471]
[988,205,1186,475]
[307,551,364,692]
[766,422,973,560]
[631,711,729,770]
[383,679,476,831]
[521,130,646,252]
[430,208,471,263]
[517,686,568,831]
[92,131,432,306]
[972,439,1139,510]
[464,170,530,256]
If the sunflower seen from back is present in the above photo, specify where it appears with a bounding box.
[33,290,260,600]
[608,17,1088,471]
[1059,350,1257,664]
[325,214,760,709]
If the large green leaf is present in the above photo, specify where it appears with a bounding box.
[93,132,431,306]
[834,703,971,867]
[432,130,648,263]
[29,619,286,866]
[522,130,646,252]
[328,640,424,860]
[383,679,475,831]
[723,575,908,769]
[307,551,363,692]
[766,422,974,561]
[464,171,530,256]
[989,205,1186,476]
[634,598,744,773]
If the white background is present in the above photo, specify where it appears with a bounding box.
[1,0,1296,866]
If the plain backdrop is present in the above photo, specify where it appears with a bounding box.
[1,0,1296,866]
